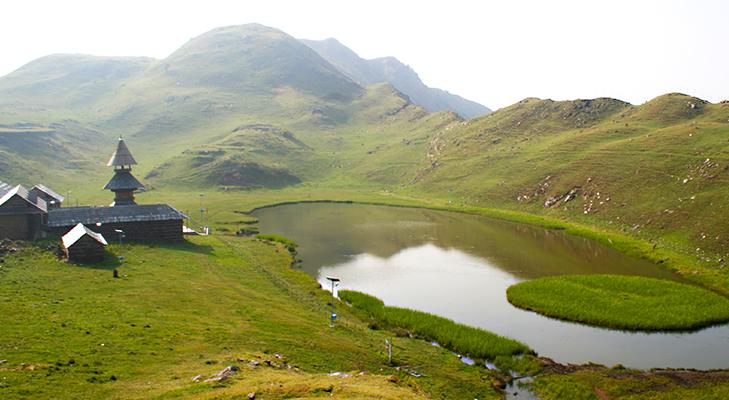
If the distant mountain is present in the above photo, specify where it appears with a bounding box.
[301,38,491,119]
[156,25,362,101]
[0,24,456,190]
[0,54,153,109]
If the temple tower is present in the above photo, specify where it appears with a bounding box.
[104,137,144,206]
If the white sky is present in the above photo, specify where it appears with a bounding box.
[1,0,727,109]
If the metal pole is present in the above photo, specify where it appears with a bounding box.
[199,193,204,231]
[326,276,340,326]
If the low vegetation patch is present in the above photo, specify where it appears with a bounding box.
[256,233,297,252]
[506,275,729,331]
[339,290,529,360]
[531,366,729,400]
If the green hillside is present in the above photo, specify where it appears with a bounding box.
[406,93,729,272]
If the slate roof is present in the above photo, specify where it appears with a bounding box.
[107,137,138,167]
[30,184,65,202]
[104,169,144,191]
[47,204,187,228]
[62,223,108,248]
[0,185,48,214]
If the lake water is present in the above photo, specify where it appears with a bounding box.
[254,202,729,369]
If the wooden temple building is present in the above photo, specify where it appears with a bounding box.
[0,138,187,241]
[45,137,187,241]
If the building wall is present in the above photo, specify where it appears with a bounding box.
[53,220,184,242]
[0,215,29,240]
[65,235,106,263]
[0,196,45,240]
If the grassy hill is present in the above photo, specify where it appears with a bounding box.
[405,93,729,275]
[0,24,453,191]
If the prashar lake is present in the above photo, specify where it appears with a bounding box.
[255,202,729,370]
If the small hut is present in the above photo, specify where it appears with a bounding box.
[62,223,108,263]
[0,185,48,240]
[30,184,64,208]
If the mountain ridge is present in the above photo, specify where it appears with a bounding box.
[300,37,491,118]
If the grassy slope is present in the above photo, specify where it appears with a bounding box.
[399,94,729,288]
[531,367,729,400]
[0,236,505,399]
[506,275,729,330]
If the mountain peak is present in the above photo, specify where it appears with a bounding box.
[629,92,708,124]
[301,38,490,118]
[159,24,361,99]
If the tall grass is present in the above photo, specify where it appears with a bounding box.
[507,275,729,331]
[339,290,529,360]
[256,233,297,252]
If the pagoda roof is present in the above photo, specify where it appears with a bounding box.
[107,137,137,167]
[104,169,144,191]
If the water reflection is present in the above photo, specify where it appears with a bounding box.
[255,202,729,369]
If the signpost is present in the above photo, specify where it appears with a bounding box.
[325,276,340,327]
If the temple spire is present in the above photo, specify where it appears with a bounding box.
[107,136,138,168]
[103,137,143,206]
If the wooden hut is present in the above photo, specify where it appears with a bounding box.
[62,223,108,263]
[0,185,48,240]
[30,184,64,208]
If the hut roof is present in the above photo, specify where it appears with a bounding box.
[107,137,137,167]
[62,223,108,248]
[0,185,48,214]
[47,204,187,228]
[103,170,144,191]
[30,184,65,202]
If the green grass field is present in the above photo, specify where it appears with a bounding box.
[506,275,729,330]
[531,366,729,400]
[0,236,510,399]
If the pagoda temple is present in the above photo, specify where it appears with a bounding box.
[104,137,145,206]
[45,138,187,241]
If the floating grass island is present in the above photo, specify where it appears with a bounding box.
[506,275,729,331]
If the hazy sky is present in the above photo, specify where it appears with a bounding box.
[2,0,727,109]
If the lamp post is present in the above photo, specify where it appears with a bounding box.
[114,229,125,247]
[325,276,340,326]
[199,193,205,232]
